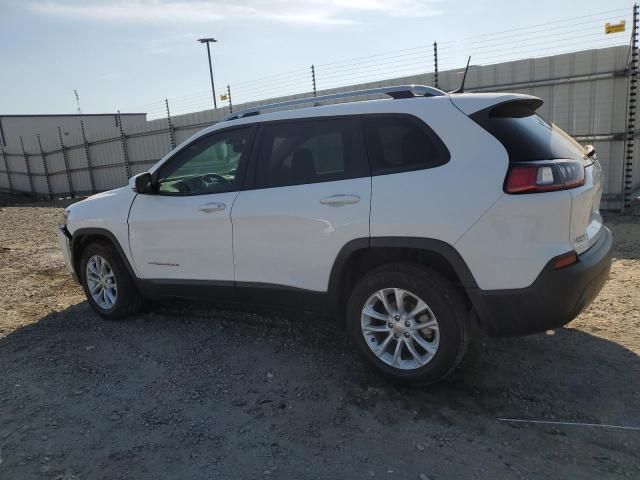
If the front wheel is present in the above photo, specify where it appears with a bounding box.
[346,263,470,386]
[79,241,143,320]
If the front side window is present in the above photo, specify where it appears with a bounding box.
[363,115,450,175]
[255,117,367,188]
[157,128,251,195]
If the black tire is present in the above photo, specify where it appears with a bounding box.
[79,241,143,320]
[346,263,470,386]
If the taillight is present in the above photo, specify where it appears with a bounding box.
[556,161,586,189]
[504,160,585,194]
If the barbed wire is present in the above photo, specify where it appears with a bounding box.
[464,7,629,39]
[128,6,633,120]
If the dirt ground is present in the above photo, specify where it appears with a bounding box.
[0,192,639,480]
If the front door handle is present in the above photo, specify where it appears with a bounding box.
[197,202,226,213]
[319,194,361,207]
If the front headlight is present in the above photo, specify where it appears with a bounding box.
[60,209,70,227]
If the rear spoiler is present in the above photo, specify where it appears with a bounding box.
[449,93,542,115]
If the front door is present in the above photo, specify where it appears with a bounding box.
[128,126,254,281]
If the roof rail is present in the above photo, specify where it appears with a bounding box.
[223,85,446,121]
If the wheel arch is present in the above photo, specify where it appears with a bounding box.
[328,237,479,310]
[71,228,138,282]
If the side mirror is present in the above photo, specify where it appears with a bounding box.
[130,172,153,194]
[585,144,596,160]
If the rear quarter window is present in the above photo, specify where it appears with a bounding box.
[470,100,587,162]
[363,115,450,175]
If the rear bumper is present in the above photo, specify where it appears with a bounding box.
[469,226,613,336]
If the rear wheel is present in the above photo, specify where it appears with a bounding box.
[79,241,143,319]
[346,263,469,386]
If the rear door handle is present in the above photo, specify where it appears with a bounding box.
[197,202,226,213]
[319,194,361,207]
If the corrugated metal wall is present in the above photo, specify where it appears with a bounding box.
[0,45,633,209]
[465,47,630,208]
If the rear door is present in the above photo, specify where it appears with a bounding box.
[231,116,371,292]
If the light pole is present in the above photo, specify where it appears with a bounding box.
[198,37,218,110]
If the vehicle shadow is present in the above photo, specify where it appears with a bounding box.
[1,299,639,478]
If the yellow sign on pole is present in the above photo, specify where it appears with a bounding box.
[220,94,228,101]
[605,20,626,34]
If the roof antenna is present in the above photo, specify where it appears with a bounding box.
[449,56,471,94]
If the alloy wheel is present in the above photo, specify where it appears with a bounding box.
[361,288,440,370]
[86,255,118,310]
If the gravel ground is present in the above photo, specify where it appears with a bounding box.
[0,192,639,480]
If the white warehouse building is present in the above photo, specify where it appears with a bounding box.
[0,113,147,153]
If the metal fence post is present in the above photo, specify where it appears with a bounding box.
[80,120,96,194]
[165,99,176,151]
[623,3,639,211]
[227,85,233,114]
[57,126,74,197]
[19,136,34,194]
[117,112,132,178]
[37,134,53,200]
[311,64,317,97]
[433,41,439,89]
[0,142,12,193]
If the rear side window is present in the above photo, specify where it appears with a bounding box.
[363,115,450,175]
[254,117,367,188]
[470,100,587,162]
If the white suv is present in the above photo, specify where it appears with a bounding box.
[58,85,612,385]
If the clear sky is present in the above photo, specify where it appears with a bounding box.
[0,0,633,116]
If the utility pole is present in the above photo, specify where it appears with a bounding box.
[198,37,218,110]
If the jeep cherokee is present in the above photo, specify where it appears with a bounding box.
[58,85,612,385]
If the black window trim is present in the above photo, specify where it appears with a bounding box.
[362,113,451,177]
[244,114,370,191]
[152,112,452,195]
[150,124,258,197]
